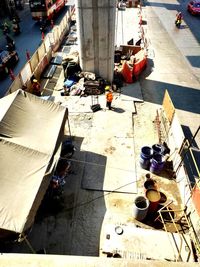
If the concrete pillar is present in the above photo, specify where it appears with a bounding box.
[76,0,116,82]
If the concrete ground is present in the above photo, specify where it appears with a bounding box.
[4,2,199,264]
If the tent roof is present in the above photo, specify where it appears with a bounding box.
[0,90,68,234]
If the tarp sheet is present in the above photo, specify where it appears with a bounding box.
[0,89,68,235]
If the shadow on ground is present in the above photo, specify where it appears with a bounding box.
[139,74,200,115]
[6,136,107,256]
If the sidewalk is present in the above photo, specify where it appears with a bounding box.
[140,2,200,145]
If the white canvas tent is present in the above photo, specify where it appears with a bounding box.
[0,89,68,239]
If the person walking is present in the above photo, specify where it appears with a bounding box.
[106,89,113,110]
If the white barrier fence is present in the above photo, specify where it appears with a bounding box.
[7,5,75,95]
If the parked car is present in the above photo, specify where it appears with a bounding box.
[0,50,19,79]
[187,0,200,15]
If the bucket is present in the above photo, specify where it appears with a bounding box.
[144,178,157,191]
[145,173,151,180]
[140,146,152,170]
[133,196,149,221]
[150,154,165,174]
[152,144,164,155]
[159,191,167,204]
[145,189,160,214]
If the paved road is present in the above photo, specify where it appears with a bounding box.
[0,2,69,98]
[141,0,200,143]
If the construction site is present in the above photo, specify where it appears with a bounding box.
[0,0,200,266]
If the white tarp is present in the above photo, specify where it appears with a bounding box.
[0,89,68,236]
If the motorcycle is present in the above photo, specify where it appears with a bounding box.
[13,23,21,35]
[5,34,15,47]
[6,42,15,52]
[3,24,10,35]
[12,15,21,23]
[39,17,47,33]
[40,23,47,34]
[5,34,15,52]
[175,12,183,29]
[175,19,182,28]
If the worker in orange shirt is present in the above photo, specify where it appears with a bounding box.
[106,89,113,110]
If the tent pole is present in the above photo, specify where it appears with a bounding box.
[67,119,72,139]
[22,233,36,254]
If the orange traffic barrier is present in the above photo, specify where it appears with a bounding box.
[26,49,31,61]
[132,57,147,80]
[121,61,133,83]
[9,69,15,81]
[139,15,142,25]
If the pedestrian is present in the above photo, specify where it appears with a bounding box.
[9,69,15,81]
[61,85,70,96]
[51,19,54,29]
[26,49,31,61]
[32,79,41,96]
[41,31,45,41]
[106,89,113,110]
[3,22,9,35]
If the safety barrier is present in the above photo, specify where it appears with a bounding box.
[161,91,200,257]
[6,5,75,95]
[137,3,149,52]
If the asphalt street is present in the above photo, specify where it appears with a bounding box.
[140,0,200,143]
[0,2,69,97]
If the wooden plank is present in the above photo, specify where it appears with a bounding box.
[162,90,175,125]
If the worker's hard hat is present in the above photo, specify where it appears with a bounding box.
[33,79,37,83]
[105,85,110,91]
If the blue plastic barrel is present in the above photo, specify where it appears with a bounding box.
[140,146,152,170]
[150,154,165,174]
[152,144,164,155]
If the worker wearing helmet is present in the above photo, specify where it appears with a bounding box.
[106,89,113,110]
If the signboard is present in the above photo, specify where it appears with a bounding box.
[20,63,32,84]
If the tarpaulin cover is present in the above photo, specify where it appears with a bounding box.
[0,89,68,235]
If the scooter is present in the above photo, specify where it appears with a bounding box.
[3,24,10,35]
[13,23,21,35]
[40,23,47,34]
[175,12,183,29]
[6,42,15,52]
[5,35,15,50]
[12,15,21,23]
[175,19,182,28]
[39,17,47,33]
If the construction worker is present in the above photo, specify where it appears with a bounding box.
[32,79,41,96]
[106,89,113,110]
